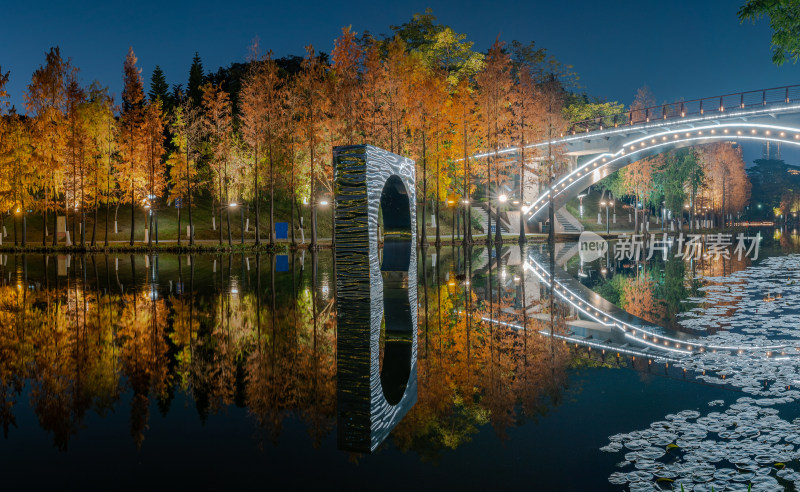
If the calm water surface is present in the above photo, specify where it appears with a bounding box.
[2,232,799,490]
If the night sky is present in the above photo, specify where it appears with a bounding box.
[3,0,798,163]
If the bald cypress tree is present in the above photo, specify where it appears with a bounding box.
[121,47,147,246]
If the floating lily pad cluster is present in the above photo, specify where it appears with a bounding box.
[604,400,800,490]
[680,255,800,342]
[602,255,800,490]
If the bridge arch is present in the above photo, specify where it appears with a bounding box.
[524,122,800,223]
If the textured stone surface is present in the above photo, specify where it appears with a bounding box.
[333,145,418,452]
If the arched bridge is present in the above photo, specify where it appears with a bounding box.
[474,85,800,225]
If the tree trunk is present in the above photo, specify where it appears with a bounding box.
[218,180,223,246]
[148,206,153,247]
[52,191,57,247]
[187,141,194,246]
[129,188,135,246]
[226,189,232,247]
[104,200,109,247]
[269,141,274,247]
[519,147,526,244]
[310,146,317,249]
[43,190,47,246]
[177,206,182,247]
[435,145,441,247]
[421,128,427,248]
[91,196,98,247]
[295,199,303,243]
[290,138,297,248]
[290,186,296,247]
[22,207,27,247]
[254,147,260,246]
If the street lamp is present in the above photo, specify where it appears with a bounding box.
[600,200,611,234]
[447,199,457,239]
[498,194,508,203]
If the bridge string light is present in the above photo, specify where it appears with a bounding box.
[523,122,800,221]
[461,101,800,162]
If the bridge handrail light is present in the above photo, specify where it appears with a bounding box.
[319,200,329,206]
[229,202,237,208]
[498,194,508,203]
[462,199,470,205]
[600,201,607,206]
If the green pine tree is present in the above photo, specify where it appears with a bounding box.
[187,52,205,106]
[148,65,170,110]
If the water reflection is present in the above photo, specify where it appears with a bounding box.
[0,247,586,459]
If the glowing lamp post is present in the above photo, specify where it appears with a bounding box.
[447,199,457,239]
[600,200,611,234]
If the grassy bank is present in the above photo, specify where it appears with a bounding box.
[0,195,495,251]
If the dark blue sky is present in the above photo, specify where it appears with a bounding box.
[3,0,798,163]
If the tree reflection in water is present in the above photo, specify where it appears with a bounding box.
[0,247,574,456]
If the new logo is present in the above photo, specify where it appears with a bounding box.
[579,231,608,262]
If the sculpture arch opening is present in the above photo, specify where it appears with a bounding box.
[378,175,412,405]
[379,175,412,272]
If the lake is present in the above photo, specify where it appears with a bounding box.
[2,230,800,490]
